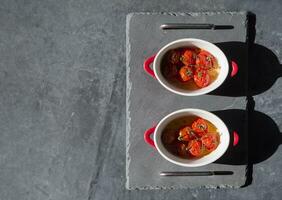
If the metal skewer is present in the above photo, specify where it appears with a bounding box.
[160,23,234,30]
[160,171,234,176]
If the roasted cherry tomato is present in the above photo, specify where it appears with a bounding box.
[192,118,208,136]
[193,69,210,88]
[177,143,188,157]
[201,132,219,151]
[163,64,179,78]
[162,130,177,144]
[179,66,193,81]
[180,50,196,66]
[196,50,216,70]
[169,50,182,65]
[178,126,196,142]
[188,140,202,157]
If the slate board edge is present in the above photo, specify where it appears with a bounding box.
[126,11,247,17]
[126,11,248,190]
[126,184,241,190]
[125,13,132,190]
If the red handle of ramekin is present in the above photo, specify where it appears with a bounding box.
[143,55,156,78]
[233,131,239,146]
[144,126,156,148]
[230,61,238,77]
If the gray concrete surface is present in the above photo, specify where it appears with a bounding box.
[0,0,281,200]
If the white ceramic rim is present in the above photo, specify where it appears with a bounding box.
[153,38,229,96]
[154,108,230,167]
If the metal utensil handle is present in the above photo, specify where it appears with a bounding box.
[160,171,213,176]
[160,171,234,176]
[160,23,214,30]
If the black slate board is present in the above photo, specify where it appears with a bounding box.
[126,11,249,190]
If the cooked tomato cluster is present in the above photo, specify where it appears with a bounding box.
[167,48,216,88]
[176,118,219,158]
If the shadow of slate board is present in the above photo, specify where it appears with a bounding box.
[126,12,248,190]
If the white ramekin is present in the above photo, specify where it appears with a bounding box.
[144,108,231,167]
[143,38,233,96]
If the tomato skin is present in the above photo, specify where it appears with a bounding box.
[162,130,177,144]
[179,66,193,82]
[169,50,181,65]
[169,64,179,77]
[188,140,202,157]
[193,69,210,88]
[181,50,196,66]
[178,126,195,142]
[192,118,208,136]
[196,50,215,70]
[201,132,219,151]
[163,63,178,78]
[177,143,188,157]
